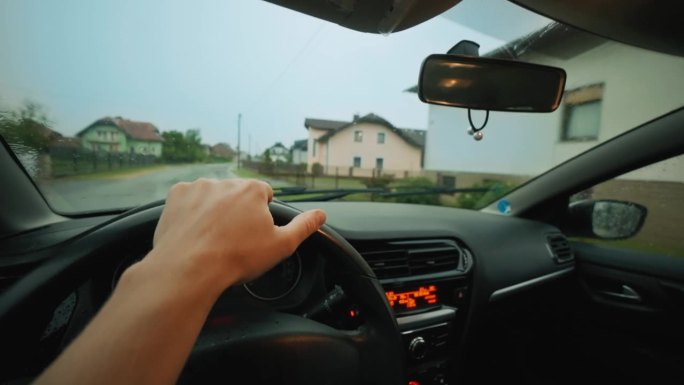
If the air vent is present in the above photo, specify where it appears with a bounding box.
[358,240,467,279]
[408,247,461,275]
[547,234,574,264]
[362,250,409,278]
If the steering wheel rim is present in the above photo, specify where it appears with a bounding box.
[0,200,405,384]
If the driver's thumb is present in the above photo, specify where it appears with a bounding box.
[276,209,326,252]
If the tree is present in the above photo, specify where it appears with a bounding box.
[259,148,274,174]
[184,129,207,162]
[161,129,207,163]
[0,101,54,154]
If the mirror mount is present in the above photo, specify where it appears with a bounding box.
[450,40,491,141]
[447,40,480,56]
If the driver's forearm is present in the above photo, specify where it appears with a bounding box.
[35,254,226,385]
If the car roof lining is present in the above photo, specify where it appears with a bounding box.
[511,0,684,57]
[266,0,684,57]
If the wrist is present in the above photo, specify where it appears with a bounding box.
[119,250,235,311]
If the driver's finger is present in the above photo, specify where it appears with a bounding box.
[275,209,326,253]
[253,179,274,203]
[265,182,274,203]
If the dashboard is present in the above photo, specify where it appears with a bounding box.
[0,200,575,385]
[290,202,574,384]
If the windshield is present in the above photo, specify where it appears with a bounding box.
[2,0,683,213]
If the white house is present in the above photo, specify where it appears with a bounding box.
[291,139,307,165]
[419,24,684,184]
[305,113,425,177]
[265,142,289,163]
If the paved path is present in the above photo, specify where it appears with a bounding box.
[39,163,242,212]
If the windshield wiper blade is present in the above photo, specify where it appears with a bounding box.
[273,187,386,202]
[379,187,490,198]
[272,187,492,202]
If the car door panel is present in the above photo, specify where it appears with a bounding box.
[571,241,684,384]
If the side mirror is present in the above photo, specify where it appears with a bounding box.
[418,54,566,112]
[565,200,648,240]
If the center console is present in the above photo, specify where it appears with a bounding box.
[384,279,469,385]
[355,238,473,385]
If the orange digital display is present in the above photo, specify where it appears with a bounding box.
[385,285,438,312]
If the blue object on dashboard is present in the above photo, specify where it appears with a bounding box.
[497,199,511,214]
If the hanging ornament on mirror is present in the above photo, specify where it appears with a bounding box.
[467,109,489,141]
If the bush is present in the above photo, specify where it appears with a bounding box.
[311,162,324,176]
[362,175,395,189]
[388,177,441,205]
[455,179,517,209]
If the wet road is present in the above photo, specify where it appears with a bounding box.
[38,163,249,213]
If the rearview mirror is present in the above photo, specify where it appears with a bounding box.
[418,54,566,112]
[565,200,648,240]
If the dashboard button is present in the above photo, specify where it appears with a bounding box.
[409,336,428,360]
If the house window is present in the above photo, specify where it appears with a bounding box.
[377,132,385,144]
[562,84,604,141]
[375,158,384,170]
[353,156,361,168]
[354,131,363,143]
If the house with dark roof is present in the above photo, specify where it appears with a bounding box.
[265,142,289,163]
[305,113,425,177]
[291,139,308,165]
[77,117,164,157]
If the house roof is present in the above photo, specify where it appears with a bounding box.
[78,116,164,142]
[485,23,605,61]
[304,118,349,131]
[268,141,288,149]
[308,113,425,148]
[292,139,308,151]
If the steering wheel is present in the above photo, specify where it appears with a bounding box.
[0,201,405,384]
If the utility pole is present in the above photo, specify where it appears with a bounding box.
[248,134,252,161]
[237,113,242,169]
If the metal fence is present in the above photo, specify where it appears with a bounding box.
[48,145,158,178]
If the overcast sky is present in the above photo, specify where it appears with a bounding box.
[0,0,547,154]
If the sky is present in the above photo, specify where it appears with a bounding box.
[0,0,547,155]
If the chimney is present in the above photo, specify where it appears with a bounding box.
[353,113,360,121]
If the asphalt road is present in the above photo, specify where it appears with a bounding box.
[39,163,250,213]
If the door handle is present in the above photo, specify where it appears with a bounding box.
[599,284,642,302]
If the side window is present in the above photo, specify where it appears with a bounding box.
[377,132,385,144]
[353,156,361,168]
[569,154,684,257]
[354,130,363,143]
[561,83,603,141]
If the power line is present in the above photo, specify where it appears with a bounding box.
[244,24,326,113]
